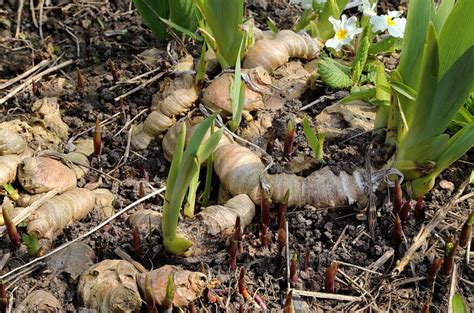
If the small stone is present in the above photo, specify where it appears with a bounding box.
[324,222,333,231]
[439,180,454,190]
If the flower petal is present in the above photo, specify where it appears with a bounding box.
[345,16,359,32]
[388,18,406,38]
[328,16,341,33]
[370,15,388,32]
[388,10,402,18]
[325,37,343,51]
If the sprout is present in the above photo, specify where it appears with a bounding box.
[325,15,362,51]
[370,11,406,38]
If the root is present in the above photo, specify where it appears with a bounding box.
[27,188,96,240]
[136,265,207,308]
[202,67,271,118]
[15,290,61,312]
[0,149,33,185]
[243,30,320,71]
[77,259,142,312]
[214,142,367,207]
[131,56,198,150]
[164,119,367,208]
[18,156,77,194]
[0,128,26,155]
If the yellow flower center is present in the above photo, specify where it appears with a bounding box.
[336,29,347,40]
[387,16,395,27]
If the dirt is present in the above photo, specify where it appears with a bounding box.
[0,0,473,312]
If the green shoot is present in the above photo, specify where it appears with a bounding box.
[194,0,245,69]
[22,233,42,257]
[184,168,200,218]
[2,183,19,201]
[133,0,199,41]
[201,124,216,207]
[452,293,468,313]
[229,36,246,132]
[162,114,223,254]
[374,0,474,196]
[164,274,175,310]
[267,17,279,33]
[302,116,325,162]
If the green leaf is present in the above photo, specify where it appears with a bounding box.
[303,116,324,161]
[168,0,198,34]
[200,147,214,207]
[194,0,245,69]
[267,17,279,33]
[162,114,221,254]
[340,87,376,103]
[133,0,169,41]
[293,9,317,33]
[196,128,224,163]
[452,293,467,313]
[390,81,417,101]
[22,233,41,257]
[469,170,474,184]
[433,0,454,31]
[2,183,19,201]
[318,0,342,40]
[352,24,371,70]
[402,24,439,148]
[404,134,449,163]
[319,58,352,89]
[166,275,176,301]
[408,46,474,148]
[431,121,474,178]
[195,43,208,86]
[396,0,434,91]
[437,0,474,79]
[162,123,186,239]
[158,16,202,41]
[184,163,200,218]
[368,37,397,55]
[229,35,246,131]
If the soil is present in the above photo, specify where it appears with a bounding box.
[0,0,473,312]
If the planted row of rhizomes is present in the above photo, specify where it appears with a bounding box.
[132,28,371,223]
[130,29,321,149]
[0,98,114,255]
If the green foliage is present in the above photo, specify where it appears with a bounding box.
[162,114,223,254]
[293,9,318,33]
[229,36,246,131]
[368,37,399,55]
[194,0,245,69]
[133,0,198,41]
[133,0,168,40]
[303,116,325,161]
[352,25,371,85]
[267,17,279,33]
[22,233,41,257]
[452,293,467,313]
[2,183,19,201]
[319,58,352,89]
[184,169,200,218]
[377,0,474,196]
[318,0,349,40]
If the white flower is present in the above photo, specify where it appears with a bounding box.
[358,0,377,17]
[325,15,362,51]
[315,0,327,4]
[370,10,406,38]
